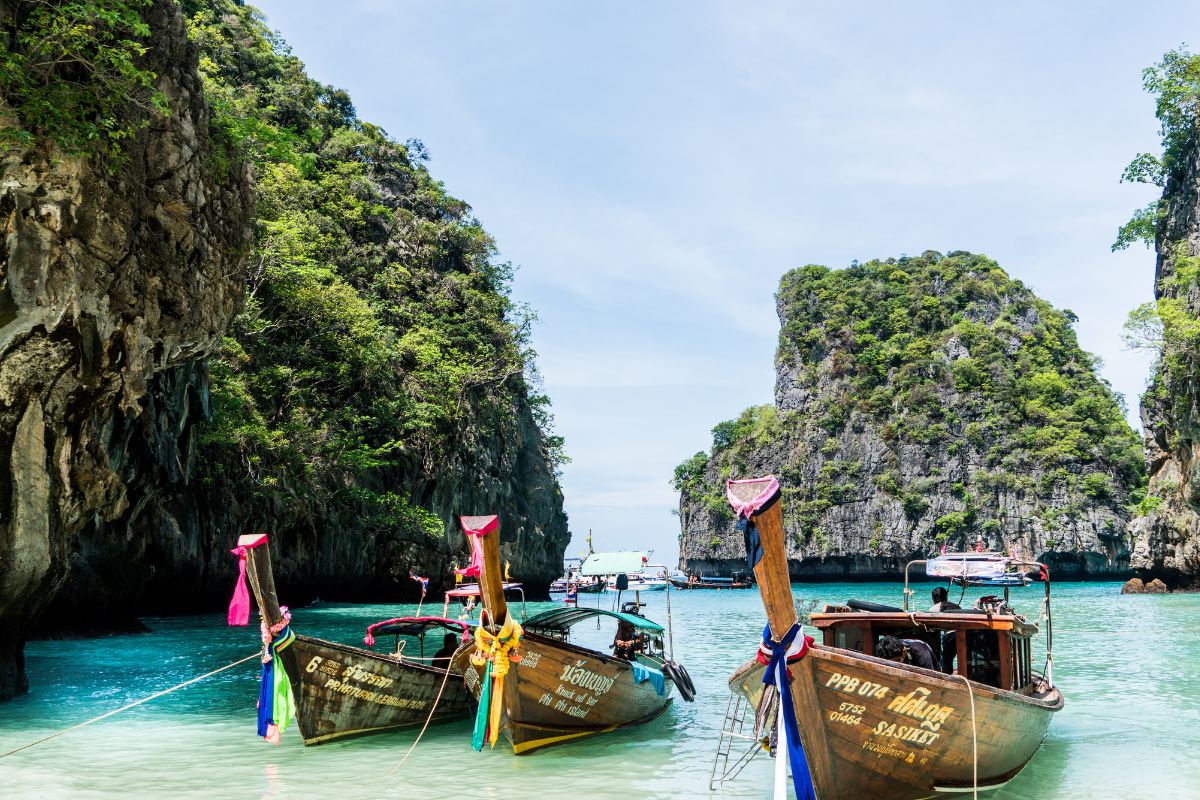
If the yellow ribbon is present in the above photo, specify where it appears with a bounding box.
[470,612,524,747]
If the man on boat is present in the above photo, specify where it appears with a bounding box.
[876,635,937,671]
[930,586,961,612]
[612,619,646,660]
[432,633,460,669]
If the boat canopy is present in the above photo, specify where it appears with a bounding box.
[364,616,470,647]
[445,582,522,598]
[579,551,649,576]
[524,607,664,635]
[926,553,1033,586]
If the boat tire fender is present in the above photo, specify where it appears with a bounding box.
[665,661,696,702]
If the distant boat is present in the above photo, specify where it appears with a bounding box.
[452,518,694,754]
[713,477,1063,799]
[670,574,755,590]
[549,557,583,593]
[609,572,669,592]
[229,534,473,745]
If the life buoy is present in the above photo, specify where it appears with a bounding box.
[665,661,697,702]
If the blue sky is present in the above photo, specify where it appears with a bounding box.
[251,0,1197,565]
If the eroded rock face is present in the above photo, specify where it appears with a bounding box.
[678,253,1142,581]
[1129,137,1200,591]
[37,363,567,629]
[0,0,252,698]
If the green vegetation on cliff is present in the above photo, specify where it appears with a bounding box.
[182,1,564,534]
[0,0,167,164]
[677,251,1144,563]
[1120,48,1200,383]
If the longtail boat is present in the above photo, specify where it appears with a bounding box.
[713,477,1063,799]
[451,515,694,754]
[228,533,473,745]
[669,574,755,590]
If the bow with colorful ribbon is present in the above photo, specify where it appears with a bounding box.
[469,612,523,750]
[757,622,816,800]
[257,609,296,745]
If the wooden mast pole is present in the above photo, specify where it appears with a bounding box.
[463,515,508,628]
[729,478,796,642]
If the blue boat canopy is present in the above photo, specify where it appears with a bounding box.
[524,607,664,635]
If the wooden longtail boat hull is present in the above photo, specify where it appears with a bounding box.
[453,632,673,754]
[241,536,471,745]
[279,635,473,745]
[730,644,1062,799]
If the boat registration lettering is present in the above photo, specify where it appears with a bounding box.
[829,702,865,726]
[824,672,890,699]
[559,660,616,696]
[305,656,344,678]
[886,687,954,732]
[320,677,426,710]
[870,720,941,746]
[862,739,917,763]
[347,666,394,689]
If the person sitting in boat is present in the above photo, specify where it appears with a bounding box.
[612,619,646,660]
[930,586,961,612]
[431,633,459,669]
[876,635,937,671]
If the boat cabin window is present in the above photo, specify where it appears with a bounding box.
[1009,634,1033,691]
[824,616,1030,691]
[833,624,868,654]
[964,630,999,687]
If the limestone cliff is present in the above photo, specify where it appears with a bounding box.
[32,1,569,632]
[1127,113,1200,590]
[33,0,569,636]
[0,0,253,698]
[677,252,1144,580]
[1,0,568,703]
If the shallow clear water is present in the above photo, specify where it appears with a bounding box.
[1,582,1197,799]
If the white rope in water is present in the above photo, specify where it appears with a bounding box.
[386,659,456,777]
[0,652,260,760]
[951,673,979,800]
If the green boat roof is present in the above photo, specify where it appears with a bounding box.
[523,607,664,634]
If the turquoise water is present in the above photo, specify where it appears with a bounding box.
[1,582,1197,799]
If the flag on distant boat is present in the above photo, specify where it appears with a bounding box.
[410,573,429,597]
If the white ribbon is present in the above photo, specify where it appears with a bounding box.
[772,631,808,800]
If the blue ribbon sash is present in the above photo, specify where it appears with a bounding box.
[761,623,817,800]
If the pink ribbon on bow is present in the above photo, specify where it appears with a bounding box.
[725,476,781,519]
[454,515,499,577]
[228,533,269,626]
[228,546,251,626]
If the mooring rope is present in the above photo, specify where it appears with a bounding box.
[0,652,260,760]
[951,673,979,799]
[386,659,456,776]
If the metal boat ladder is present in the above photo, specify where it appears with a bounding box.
[709,690,764,790]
